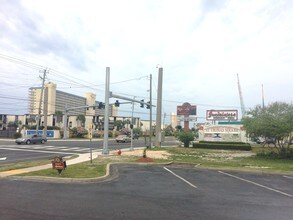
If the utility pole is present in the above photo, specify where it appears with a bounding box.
[36,68,47,136]
[237,73,246,117]
[103,67,110,155]
[149,74,152,148]
[43,87,48,137]
[155,67,163,148]
[130,97,135,151]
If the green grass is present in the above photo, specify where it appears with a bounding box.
[0,155,78,172]
[163,147,293,173]
[0,159,53,172]
[20,161,107,178]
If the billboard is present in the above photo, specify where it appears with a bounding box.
[177,102,197,116]
[206,110,238,121]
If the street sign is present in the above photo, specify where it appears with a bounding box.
[177,102,197,116]
[206,110,238,121]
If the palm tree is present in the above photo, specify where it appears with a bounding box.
[27,117,36,127]
[76,114,86,127]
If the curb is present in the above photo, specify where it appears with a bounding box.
[7,161,174,183]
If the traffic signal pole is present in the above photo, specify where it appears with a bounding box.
[103,67,110,155]
[155,68,163,148]
[149,74,152,148]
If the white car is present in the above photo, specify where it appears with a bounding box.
[115,135,131,143]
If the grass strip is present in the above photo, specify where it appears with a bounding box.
[11,146,293,178]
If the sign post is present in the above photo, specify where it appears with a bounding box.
[177,102,197,131]
[51,156,67,176]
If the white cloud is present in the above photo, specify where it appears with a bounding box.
[0,0,292,122]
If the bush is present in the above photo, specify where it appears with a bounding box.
[14,133,22,139]
[133,127,142,136]
[93,132,102,138]
[47,126,60,130]
[71,127,88,138]
[178,132,195,147]
[199,141,247,145]
[256,149,293,159]
[193,141,252,151]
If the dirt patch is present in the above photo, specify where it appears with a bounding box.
[121,149,171,159]
[136,157,154,163]
[203,151,255,161]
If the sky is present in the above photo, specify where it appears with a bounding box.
[0,0,292,124]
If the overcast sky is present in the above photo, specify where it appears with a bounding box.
[0,0,292,124]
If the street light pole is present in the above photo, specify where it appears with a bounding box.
[36,68,47,135]
[130,97,135,151]
[155,67,163,148]
[149,74,152,148]
[103,67,110,155]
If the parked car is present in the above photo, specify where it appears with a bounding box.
[255,137,275,145]
[255,138,264,144]
[115,135,131,143]
[264,138,275,145]
[133,133,139,140]
[15,134,47,145]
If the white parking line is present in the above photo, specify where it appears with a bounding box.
[283,176,293,180]
[218,171,293,198]
[163,167,198,189]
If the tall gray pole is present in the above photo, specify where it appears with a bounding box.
[149,74,152,148]
[36,68,47,135]
[43,87,48,138]
[130,98,135,151]
[103,67,110,155]
[155,68,163,147]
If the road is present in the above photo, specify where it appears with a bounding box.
[0,137,178,165]
[1,164,292,220]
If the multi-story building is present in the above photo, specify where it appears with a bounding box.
[0,82,141,136]
[28,82,117,127]
[170,112,178,128]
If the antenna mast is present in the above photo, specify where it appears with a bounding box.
[237,73,246,117]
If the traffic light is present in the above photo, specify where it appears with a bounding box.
[140,99,144,108]
[98,102,105,109]
[146,101,150,109]
[114,100,120,107]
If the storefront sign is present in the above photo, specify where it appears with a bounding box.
[177,103,197,116]
[206,110,238,121]
[204,126,240,133]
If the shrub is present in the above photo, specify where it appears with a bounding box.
[256,149,293,159]
[71,127,88,138]
[14,133,22,139]
[193,141,252,151]
[178,132,195,147]
[199,141,247,145]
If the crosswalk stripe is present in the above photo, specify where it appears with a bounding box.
[0,145,94,154]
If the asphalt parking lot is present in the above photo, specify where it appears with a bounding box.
[1,164,292,220]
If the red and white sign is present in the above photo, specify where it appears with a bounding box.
[206,110,238,121]
[177,103,197,116]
